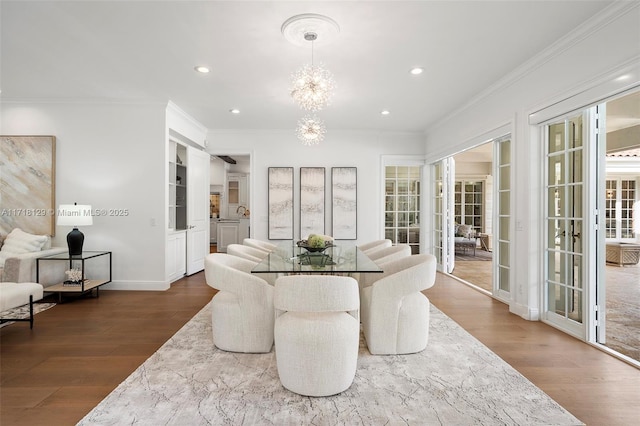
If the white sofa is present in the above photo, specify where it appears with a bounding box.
[0,228,66,287]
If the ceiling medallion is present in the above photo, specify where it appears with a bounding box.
[296,115,326,146]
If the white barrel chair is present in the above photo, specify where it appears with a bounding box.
[227,244,269,263]
[367,244,412,265]
[358,239,392,255]
[242,238,277,253]
[204,253,274,353]
[274,275,360,397]
[360,254,437,355]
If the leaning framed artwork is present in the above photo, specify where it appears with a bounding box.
[300,167,325,238]
[331,167,357,240]
[0,135,56,236]
[268,167,294,240]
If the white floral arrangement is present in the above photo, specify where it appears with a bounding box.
[65,268,83,283]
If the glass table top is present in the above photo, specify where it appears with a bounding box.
[251,241,382,274]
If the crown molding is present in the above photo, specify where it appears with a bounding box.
[429,1,639,133]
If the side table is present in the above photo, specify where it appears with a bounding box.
[37,251,112,302]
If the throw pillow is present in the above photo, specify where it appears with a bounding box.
[0,228,49,267]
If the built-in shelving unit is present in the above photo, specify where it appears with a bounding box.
[168,141,187,230]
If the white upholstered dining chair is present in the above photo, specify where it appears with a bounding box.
[360,254,437,355]
[204,253,274,353]
[367,244,412,264]
[227,244,269,263]
[273,275,360,397]
[358,239,392,255]
[242,238,277,253]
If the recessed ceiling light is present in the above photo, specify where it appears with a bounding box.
[381,110,390,116]
[409,67,424,75]
[194,66,210,73]
[229,109,240,114]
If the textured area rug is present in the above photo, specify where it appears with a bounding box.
[79,304,582,426]
[0,302,56,328]
[455,249,493,261]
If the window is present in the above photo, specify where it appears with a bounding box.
[605,177,637,240]
[385,166,420,254]
[454,180,484,234]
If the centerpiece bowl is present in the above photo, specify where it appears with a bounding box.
[296,239,334,253]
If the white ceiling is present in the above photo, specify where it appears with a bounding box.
[1,0,618,134]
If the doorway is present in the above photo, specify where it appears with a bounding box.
[431,135,512,301]
[209,154,251,253]
[541,90,640,364]
[450,143,494,292]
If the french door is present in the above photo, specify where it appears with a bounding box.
[543,111,598,338]
[432,158,455,273]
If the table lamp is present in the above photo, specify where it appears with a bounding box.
[58,203,93,255]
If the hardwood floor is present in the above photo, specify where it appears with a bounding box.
[453,255,640,363]
[0,274,216,426]
[1,271,639,425]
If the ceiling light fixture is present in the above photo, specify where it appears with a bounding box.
[283,14,339,145]
[194,66,210,73]
[296,115,326,146]
[410,67,424,75]
[229,108,240,114]
[381,110,390,116]
[290,32,335,112]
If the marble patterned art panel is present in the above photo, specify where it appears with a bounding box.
[268,167,293,240]
[300,167,325,238]
[0,136,56,236]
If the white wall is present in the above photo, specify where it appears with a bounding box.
[1,102,168,289]
[423,3,640,320]
[207,130,425,242]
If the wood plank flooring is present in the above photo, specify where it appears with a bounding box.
[1,271,639,425]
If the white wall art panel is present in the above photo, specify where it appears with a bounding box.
[300,167,325,239]
[268,167,294,240]
[332,167,357,240]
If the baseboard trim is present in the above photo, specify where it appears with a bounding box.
[101,281,169,291]
[510,303,540,321]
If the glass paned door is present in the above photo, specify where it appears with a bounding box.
[495,137,511,296]
[431,159,455,273]
[432,163,444,266]
[545,114,586,335]
[385,166,421,254]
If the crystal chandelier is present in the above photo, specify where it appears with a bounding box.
[296,115,326,146]
[290,32,335,112]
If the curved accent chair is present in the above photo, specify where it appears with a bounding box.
[358,239,392,255]
[274,275,360,397]
[360,254,437,355]
[367,244,412,265]
[204,253,274,353]
[227,244,269,263]
[243,238,277,253]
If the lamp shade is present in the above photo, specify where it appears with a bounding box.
[57,204,93,227]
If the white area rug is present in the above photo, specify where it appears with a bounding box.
[79,303,583,425]
[0,302,55,328]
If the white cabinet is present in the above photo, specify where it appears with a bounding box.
[227,173,249,218]
[167,231,186,282]
[217,222,239,252]
[210,219,217,243]
[239,218,250,242]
